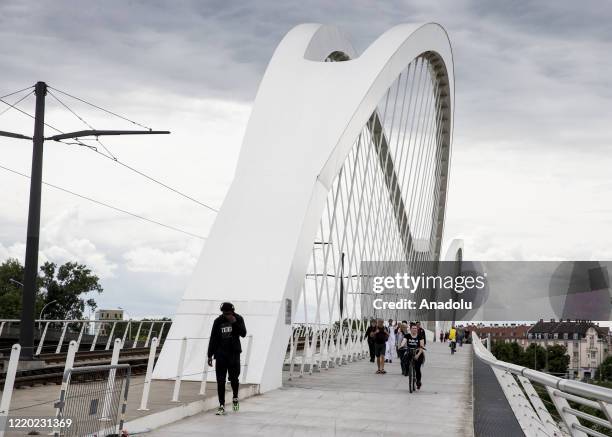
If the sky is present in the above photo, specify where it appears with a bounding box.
[1,1,611,318]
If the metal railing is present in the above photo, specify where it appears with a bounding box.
[0,318,172,356]
[285,323,369,380]
[472,332,612,437]
[1,333,255,434]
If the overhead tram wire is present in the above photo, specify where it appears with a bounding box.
[0,89,34,117]
[0,95,64,134]
[0,85,34,100]
[46,89,218,213]
[48,85,152,131]
[47,89,118,160]
[0,85,219,213]
[0,163,206,240]
[48,89,219,213]
[59,137,219,212]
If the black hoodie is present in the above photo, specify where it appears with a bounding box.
[207,313,247,360]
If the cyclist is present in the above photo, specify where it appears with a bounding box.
[449,325,457,354]
[402,322,425,389]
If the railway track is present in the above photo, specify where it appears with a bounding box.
[0,347,160,389]
[38,346,152,364]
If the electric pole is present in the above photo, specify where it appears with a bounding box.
[19,82,47,360]
[0,81,170,360]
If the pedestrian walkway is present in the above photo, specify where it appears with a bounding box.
[6,374,258,435]
[145,341,473,436]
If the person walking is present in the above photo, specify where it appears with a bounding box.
[365,319,377,362]
[416,321,427,346]
[415,321,426,366]
[207,302,247,415]
[457,326,465,347]
[385,319,396,363]
[371,319,389,374]
[439,330,444,343]
[404,323,425,389]
[396,321,407,356]
[397,323,409,375]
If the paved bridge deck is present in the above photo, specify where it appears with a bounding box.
[146,342,474,436]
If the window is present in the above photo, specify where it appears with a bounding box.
[573,333,579,340]
[563,333,568,340]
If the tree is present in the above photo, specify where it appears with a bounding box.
[492,341,524,364]
[0,258,102,320]
[521,343,547,370]
[546,344,570,376]
[0,258,31,318]
[39,261,102,320]
[596,356,612,381]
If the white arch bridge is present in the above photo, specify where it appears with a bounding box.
[155,21,453,391]
[150,23,612,437]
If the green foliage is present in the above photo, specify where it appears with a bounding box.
[0,258,28,318]
[546,344,570,375]
[491,341,523,364]
[596,356,612,381]
[0,258,103,320]
[521,343,547,370]
[39,261,102,319]
[491,341,569,375]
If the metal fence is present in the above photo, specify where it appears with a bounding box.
[0,318,172,356]
[54,364,130,437]
[285,323,368,380]
[472,332,612,437]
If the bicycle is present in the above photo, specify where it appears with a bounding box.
[403,347,426,393]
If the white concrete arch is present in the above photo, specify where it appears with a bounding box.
[154,23,454,392]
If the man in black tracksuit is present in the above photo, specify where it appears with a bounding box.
[207,302,247,415]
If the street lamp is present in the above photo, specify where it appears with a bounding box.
[118,306,132,341]
[38,299,58,330]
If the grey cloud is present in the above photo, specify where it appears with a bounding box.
[1,0,612,316]
[2,0,610,150]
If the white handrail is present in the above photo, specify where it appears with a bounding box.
[472,332,612,403]
[472,332,612,437]
[0,344,21,417]
[0,318,173,323]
